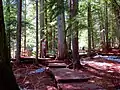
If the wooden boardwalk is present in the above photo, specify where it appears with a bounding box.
[48,63,67,68]
[46,60,64,63]
[46,59,105,90]
[50,68,91,83]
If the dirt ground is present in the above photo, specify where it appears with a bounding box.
[13,64,57,90]
[82,57,120,90]
[12,57,120,90]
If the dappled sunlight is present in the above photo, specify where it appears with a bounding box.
[60,84,77,89]
[58,82,104,90]
[46,86,57,90]
[82,57,120,89]
[82,57,120,73]
[55,76,62,80]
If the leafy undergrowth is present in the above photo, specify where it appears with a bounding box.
[82,57,120,89]
[12,63,57,90]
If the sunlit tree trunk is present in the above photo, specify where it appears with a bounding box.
[57,0,66,59]
[40,0,44,57]
[0,0,19,89]
[16,0,22,63]
[35,0,38,64]
[57,14,65,59]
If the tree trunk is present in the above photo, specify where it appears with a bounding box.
[88,1,92,56]
[91,29,94,50]
[35,0,38,64]
[40,0,44,57]
[49,17,52,53]
[57,13,66,59]
[98,1,105,51]
[57,0,66,59]
[70,0,82,69]
[105,0,109,51]
[99,1,105,47]
[16,0,22,63]
[24,0,27,51]
[0,0,19,89]
[45,0,48,53]
[71,28,81,69]
[68,0,72,51]
[52,26,56,54]
[91,17,94,50]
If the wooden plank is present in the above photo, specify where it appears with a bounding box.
[48,63,67,68]
[58,82,105,90]
[11,57,52,61]
[47,60,64,63]
[50,68,91,83]
[38,58,53,60]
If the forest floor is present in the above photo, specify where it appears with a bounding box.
[12,56,120,90]
[81,57,120,90]
[13,64,57,90]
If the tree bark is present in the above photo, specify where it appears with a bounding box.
[57,0,66,59]
[0,0,19,89]
[40,0,44,57]
[70,0,82,69]
[24,0,27,51]
[88,1,92,56]
[98,0,105,50]
[57,13,66,59]
[45,0,48,53]
[105,0,109,51]
[49,17,52,53]
[52,26,56,54]
[68,0,72,51]
[16,0,22,63]
[35,0,38,64]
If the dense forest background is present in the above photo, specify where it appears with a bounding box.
[2,0,120,61]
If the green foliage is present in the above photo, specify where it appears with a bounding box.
[3,0,120,53]
[3,0,35,52]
